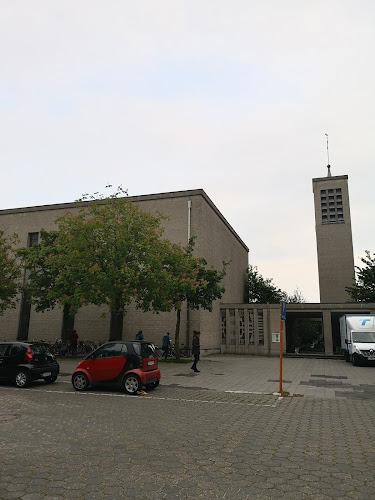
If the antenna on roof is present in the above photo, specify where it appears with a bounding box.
[325,133,331,177]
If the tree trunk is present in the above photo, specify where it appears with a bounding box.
[110,311,124,341]
[109,296,124,341]
[61,303,74,342]
[175,308,181,359]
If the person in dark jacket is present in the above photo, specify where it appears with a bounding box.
[162,332,171,358]
[70,330,78,356]
[191,330,201,372]
[135,330,144,341]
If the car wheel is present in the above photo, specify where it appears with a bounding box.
[123,373,141,395]
[15,370,30,388]
[147,381,159,390]
[352,355,359,367]
[44,375,58,384]
[72,372,89,391]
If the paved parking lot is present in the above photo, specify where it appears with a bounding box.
[1,355,375,499]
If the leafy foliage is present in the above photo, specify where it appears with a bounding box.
[0,231,22,315]
[135,237,228,357]
[18,187,228,343]
[17,230,75,340]
[245,265,285,303]
[282,287,306,304]
[17,230,63,312]
[245,266,306,304]
[346,250,375,302]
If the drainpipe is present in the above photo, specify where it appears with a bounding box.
[186,200,192,349]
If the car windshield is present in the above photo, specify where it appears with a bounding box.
[352,332,375,343]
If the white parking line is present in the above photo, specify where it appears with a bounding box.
[0,385,283,408]
[226,390,267,395]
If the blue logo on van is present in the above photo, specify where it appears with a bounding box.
[360,319,371,326]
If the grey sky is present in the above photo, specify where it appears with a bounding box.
[1,1,374,301]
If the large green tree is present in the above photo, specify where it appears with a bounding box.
[36,188,175,340]
[0,231,22,315]
[17,230,75,341]
[18,188,228,345]
[346,250,375,302]
[245,265,285,303]
[137,238,228,357]
[18,188,218,342]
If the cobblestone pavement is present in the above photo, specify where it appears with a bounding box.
[1,356,375,499]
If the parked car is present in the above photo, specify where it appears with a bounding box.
[71,341,161,394]
[0,341,60,388]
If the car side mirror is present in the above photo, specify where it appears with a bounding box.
[345,339,351,345]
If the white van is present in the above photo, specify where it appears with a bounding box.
[340,315,375,366]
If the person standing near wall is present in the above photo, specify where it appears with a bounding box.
[70,330,78,356]
[191,330,201,372]
[162,332,171,358]
[135,330,144,341]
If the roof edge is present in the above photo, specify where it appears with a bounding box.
[0,188,249,252]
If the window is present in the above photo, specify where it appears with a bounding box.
[239,310,245,344]
[9,345,22,356]
[229,309,236,345]
[321,187,344,223]
[17,232,39,341]
[93,343,125,359]
[257,310,264,345]
[248,311,254,344]
[141,343,155,358]
[0,344,9,356]
[28,232,39,247]
[221,310,227,344]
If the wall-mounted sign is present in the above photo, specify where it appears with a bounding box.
[272,333,280,343]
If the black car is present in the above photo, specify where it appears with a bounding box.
[0,342,60,388]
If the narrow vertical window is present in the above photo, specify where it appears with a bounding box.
[221,310,227,345]
[248,310,254,344]
[18,232,39,341]
[257,310,264,345]
[229,309,236,345]
[239,309,245,344]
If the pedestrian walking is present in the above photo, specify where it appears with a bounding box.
[135,330,144,341]
[191,330,201,372]
[70,329,78,356]
[162,332,171,358]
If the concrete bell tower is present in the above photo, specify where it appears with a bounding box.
[312,164,355,303]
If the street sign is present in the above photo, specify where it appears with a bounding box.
[281,300,286,320]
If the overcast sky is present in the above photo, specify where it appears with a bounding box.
[1,1,374,302]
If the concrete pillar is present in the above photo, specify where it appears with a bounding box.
[322,310,333,355]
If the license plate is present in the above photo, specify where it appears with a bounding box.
[147,360,154,366]
[42,372,51,377]
[368,357,375,361]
